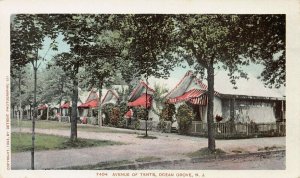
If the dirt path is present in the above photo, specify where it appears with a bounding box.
[139,151,286,170]
[11,127,285,169]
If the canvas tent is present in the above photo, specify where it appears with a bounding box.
[78,88,120,124]
[102,89,119,106]
[166,70,285,124]
[125,81,160,129]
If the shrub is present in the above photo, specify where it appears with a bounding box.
[110,107,120,126]
[157,119,167,131]
[133,107,148,120]
[117,118,127,128]
[176,103,194,134]
[134,119,141,130]
[159,103,176,122]
[102,103,114,125]
[119,102,128,117]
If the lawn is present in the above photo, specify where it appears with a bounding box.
[11,132,123,153]
[186,147,226,158]
[11,119,137,134]
[61,160,134,170]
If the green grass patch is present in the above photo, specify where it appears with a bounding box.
[257,145,284,152]
[11,119,136,134]
[137,135,157,139]
[135,156,161,163]
[11,132,123,153]
[61,160,134,170]
[231,147,250,154]
[186,147,226,158]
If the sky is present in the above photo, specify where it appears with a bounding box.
[38,34,284,96]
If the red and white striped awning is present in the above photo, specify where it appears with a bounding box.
[189,95,207,105]
[128,94,152,108]
[168,89,207,105]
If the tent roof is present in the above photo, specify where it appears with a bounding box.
[78,99,98,108]
[213,71,284,99]
[128,93,152,108]
[128,81,155,102]
[166,70,284,101]
[165,71,208,99]
[61,102,70,109]
[38,104,48,110]
[102,89,119,105]
[168,89,206,104]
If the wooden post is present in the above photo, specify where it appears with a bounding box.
[46,106,49,120]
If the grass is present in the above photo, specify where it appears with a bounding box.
[257,145,284,151]
[231,147,250,154]
[11,119,137,134]
[137,135,157,139]
[61,160,134,170]
[186,147,226,158]
[61,156,162,170]
[135,156,161,162]
[11,132,123,153]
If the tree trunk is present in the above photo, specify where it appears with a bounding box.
[145,76,149,137]
[70,68,79,141]
[31,66,37,170]
[18,75,23,121]
[207,59,216,152]
[58,78,64,122]
[46,106,49,120]
[12,106,15,119]
[98,81,103,127]
[229,98,236,133]
[30,104,32,120]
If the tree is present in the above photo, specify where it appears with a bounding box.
[80,18,124,127]
[52,14,123,138]
[41,64,73,110]
[122,14,178,137]
[53,52,82,140]
[175,14,285,151]
[11,14,57,169]
[237,15,285,88]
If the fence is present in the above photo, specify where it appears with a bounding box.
[189,121,286,138]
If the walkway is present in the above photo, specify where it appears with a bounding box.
[11,127,285,169]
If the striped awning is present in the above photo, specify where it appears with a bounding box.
[189,95,207,105]
[128,93,152,108]
[78,99,98,108]
[168,89,207,105]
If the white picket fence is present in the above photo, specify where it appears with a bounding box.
[189,121,286,138]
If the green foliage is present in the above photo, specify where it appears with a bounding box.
[117,118,127,128]
[134,119,141,130]
[156,120,171,133]
[102,103,115,125]
[110,107,120,126]
[187,147,226,158]
[176,104,194,134]
[175,14,285,87]
[11,14,57,71]
[133,107,147,120]
[120,14,178,81]
[159,103,176,122]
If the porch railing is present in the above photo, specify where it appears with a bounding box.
[189,121,286,138]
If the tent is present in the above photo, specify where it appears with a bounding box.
[128,81,155,102]
[166,70,285,124]
[125,81,159,126]
[128,93,152,108]
[102,89,119,106]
